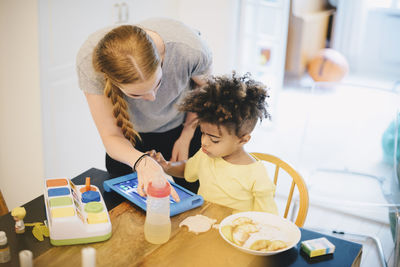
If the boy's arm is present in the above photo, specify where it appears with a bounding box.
[252,166,279,215]
[164,161,187,178]
[148,150,186,178]
[253,194,279,215]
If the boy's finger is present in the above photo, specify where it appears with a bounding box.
[146,150,156,157]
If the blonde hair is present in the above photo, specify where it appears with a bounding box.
[11,207,26,219]
[93,25,161,146]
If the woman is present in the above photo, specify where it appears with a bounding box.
[76,18,212,200]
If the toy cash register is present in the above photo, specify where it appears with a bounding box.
[44,177,112,246]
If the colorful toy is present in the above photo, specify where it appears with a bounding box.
[301,237,335,258]
[11,207,26,234]
[44,177,112,246]
[307,48,349,82]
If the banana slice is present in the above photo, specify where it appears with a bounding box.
[220,225,233,242]
[238,222,259,233]
[249,239,271,251]
[232,225,250,246]
[267,240,287,251]
[231,217,253,227]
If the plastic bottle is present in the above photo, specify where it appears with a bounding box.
[82,247,96,267]
[144,176,171,244]
[19,250,33,267]
[0,231,10,263]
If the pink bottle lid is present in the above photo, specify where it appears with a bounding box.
[147,181,171,198]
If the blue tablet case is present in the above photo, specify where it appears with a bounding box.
[103,172,204,216]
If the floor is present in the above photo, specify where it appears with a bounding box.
[246,74,400,267]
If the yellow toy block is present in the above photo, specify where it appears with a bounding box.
[51,207,75,218]
[87,212,108,224]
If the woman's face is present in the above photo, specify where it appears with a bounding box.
[117,65,162,101]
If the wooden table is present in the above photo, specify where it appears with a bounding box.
[1,168,362,267]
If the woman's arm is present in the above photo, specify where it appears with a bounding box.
[84,92,180,200]
[84,93,141,167]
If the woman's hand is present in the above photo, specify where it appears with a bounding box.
[135,155,180,202]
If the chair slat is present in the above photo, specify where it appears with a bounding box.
[284,181,296,218]
[250,152,309,227]
[273,166,279,185]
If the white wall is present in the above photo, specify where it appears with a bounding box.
[177,0,240,75]
[331,1,400,80]
[0,0,44,210]
[359,8,400,78]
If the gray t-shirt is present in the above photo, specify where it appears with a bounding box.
[76,18,212,133]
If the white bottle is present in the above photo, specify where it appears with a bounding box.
[81,247,96,267]
[19,250,33,267]
[0,231,11,263]
[144,176,171,244]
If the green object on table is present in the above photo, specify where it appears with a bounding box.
[49,196,72,207]
[84,202,104,213]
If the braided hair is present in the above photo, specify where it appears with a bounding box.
[179,72,270,137]
[93,25,161,146]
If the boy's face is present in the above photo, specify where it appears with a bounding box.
[200,122,244,159]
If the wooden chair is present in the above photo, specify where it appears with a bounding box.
[0,190,9,216]
[250,152,309,227]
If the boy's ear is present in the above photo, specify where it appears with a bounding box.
[239,134,251,145]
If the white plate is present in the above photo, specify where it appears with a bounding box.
[219,211,301,256]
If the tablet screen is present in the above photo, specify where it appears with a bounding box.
[114,178,192,204]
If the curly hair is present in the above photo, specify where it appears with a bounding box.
[93,25,161,146]
[179,72,270,137]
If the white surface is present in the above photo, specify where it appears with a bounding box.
[0,0,44,210]
[219,211,301,256]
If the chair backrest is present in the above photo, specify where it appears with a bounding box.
[250,152,309,227]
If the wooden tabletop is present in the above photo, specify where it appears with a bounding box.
[33,201,362,267]
[1,168,362,267]
[34,201,266,267]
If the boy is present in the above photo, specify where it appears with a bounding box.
[149,72,278,214]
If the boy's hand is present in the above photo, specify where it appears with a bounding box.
[147,150,171,170]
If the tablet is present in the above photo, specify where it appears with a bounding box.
[103,173,204,216]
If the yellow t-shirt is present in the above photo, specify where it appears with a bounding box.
[184,150,278,214]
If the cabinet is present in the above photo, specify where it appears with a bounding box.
[237,0,290,123]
